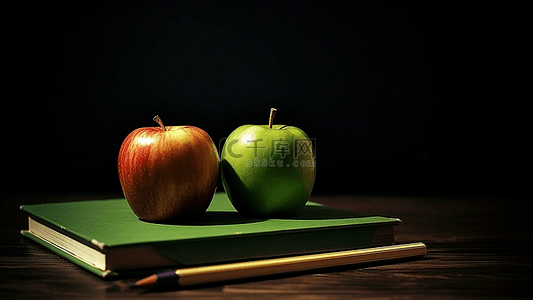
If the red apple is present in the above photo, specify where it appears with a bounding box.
[118,115,219,223]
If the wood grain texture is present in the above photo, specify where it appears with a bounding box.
[1,192,531,299]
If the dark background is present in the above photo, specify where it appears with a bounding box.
[6,1,529,197]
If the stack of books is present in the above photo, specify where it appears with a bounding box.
[20,193,424,279]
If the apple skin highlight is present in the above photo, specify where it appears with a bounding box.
[118,122,219,223]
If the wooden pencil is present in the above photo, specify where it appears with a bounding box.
[131,242,427,289]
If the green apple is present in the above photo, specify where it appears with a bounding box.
[221,108,316,217]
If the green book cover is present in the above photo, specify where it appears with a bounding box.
[20,192,401,278]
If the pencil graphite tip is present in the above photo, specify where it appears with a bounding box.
[129,282,150,289]
[130,274,159,289]
[130,271,179,289]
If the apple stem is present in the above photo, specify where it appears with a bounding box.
[269,108,277,129]
[153,115,167,131]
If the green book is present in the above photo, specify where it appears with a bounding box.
[20,193,401,278]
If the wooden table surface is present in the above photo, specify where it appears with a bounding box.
[1,192,531,299]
